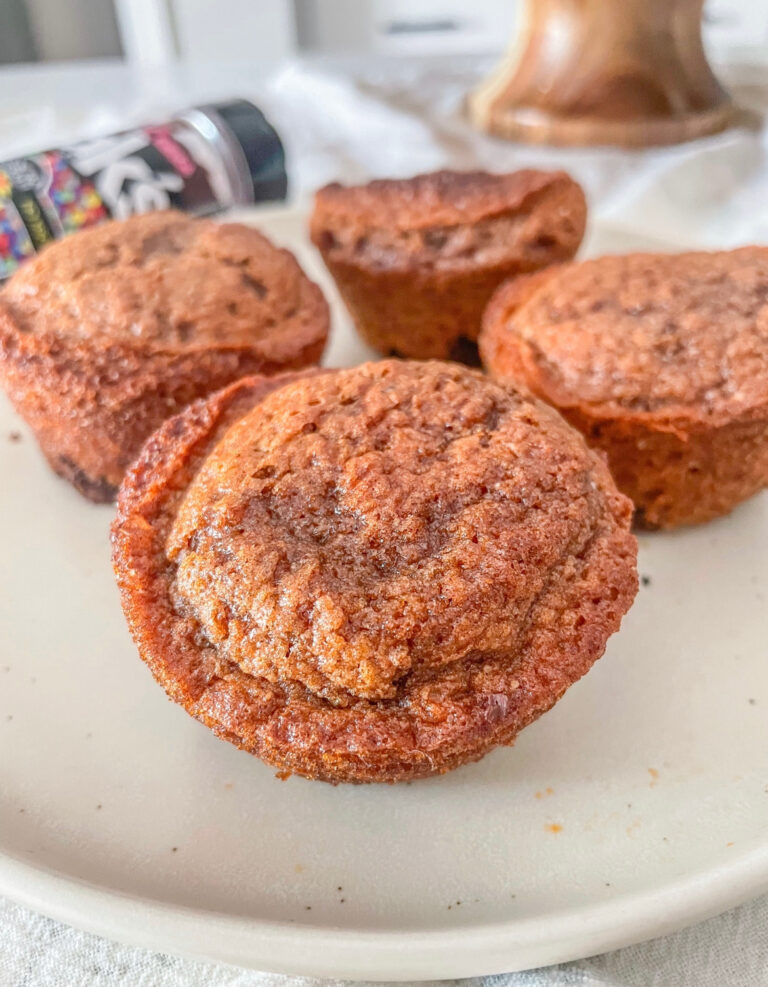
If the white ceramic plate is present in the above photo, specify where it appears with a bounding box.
[1,207,767,981]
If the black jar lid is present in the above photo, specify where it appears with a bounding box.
[207,99,288,203]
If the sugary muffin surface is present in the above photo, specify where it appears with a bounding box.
[169,361,624,704]
[114,361,637,782]
[2,210,320,350]
[490,249,768,422]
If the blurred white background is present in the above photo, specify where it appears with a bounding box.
[1,0,767,67]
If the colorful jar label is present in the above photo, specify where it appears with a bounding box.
[0,123,232,280]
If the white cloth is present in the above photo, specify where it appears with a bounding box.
[1,51,768,987]
[2,892,767,986]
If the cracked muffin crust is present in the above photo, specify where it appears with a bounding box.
[480,249,768,528]
[310,169,586,362]
[0,210,329,502]
[112,360,637,783]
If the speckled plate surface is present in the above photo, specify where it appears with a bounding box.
[1,207,767,980]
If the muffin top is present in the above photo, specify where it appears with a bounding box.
[120,356,632,700]
[483,249,768,423]
[1,210,328,354]
[114,360,636,780]
[311,169,586,272]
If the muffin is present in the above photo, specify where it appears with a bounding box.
[0,210,329,502]
[480,249,768,529]
[310,169,586,362]
[112,360,637,784]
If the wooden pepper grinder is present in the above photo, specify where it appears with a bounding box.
[468,0,733,147]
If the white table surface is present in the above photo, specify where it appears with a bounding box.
[1,50,768,987]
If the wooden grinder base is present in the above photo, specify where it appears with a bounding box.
[468,0,733,147]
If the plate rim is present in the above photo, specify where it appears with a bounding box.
[2,203,767,979]
[2,839,768,979]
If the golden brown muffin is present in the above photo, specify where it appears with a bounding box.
[480,249,768,529]
[310,169,586,362]
[112,360,637,784]
[0,210,329,502]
